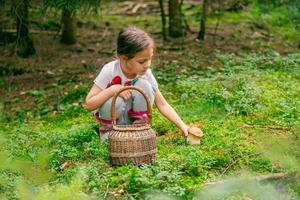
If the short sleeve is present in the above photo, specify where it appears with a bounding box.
[144,69,158,91]
[94,65,112,90]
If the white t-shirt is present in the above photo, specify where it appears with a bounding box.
[94,59,158,90]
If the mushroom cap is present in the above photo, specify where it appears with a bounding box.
[188,126,204,137]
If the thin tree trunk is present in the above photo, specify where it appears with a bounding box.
[158,0,167,40]
[198,0,208,40]
[61,9,76,45]
[181,0,193,34]
[0,0,4,34]
[213,0,221,44]
[169,0,184,38]
[12,0,35,57]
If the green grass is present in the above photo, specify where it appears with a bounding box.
[1,50,300,199]
[206,1,300,43]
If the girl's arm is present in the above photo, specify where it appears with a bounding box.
[154,89,189,136]
[84,84,124,111]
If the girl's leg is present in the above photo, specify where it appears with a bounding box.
[95,97,126,140]
[98,96,126,121]
[128,79,155,124]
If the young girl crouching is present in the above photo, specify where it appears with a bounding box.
[84,26,203,141]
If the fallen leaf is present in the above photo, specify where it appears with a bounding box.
[60,160,74,170]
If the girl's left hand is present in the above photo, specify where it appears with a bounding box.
[119,89,132,101]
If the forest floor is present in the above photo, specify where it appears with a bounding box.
[0,0,299,114]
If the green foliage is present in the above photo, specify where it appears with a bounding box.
[215,0,300,42]
[253,0,300,39]
[1,51,300,199]
[255,0,300,12]
[49,124,108,171]
[35,19,61,31]
[165,51,300,122]
[61,85,88,105]
[17,175,91,200]
[43,0,102,13]
[154,60,186,86]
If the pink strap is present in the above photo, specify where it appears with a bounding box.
[94,112,112,125]
[127,109,149,124]
[127,109,148,117]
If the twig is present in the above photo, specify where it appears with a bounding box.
[220,153,261,176]
[119,2,135,14]
[242,124,289,131]
[262,125,289,130]
[131,3,147,14]
[104,183,109,199]
[203,172,296,188]
[3,28,59,35]
[255,172,291,182]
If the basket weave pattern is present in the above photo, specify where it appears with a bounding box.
[108,86,157,166]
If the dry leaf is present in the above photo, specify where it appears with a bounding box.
[60,160,74,170]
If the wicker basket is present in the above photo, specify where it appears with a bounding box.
[108,86,156,166]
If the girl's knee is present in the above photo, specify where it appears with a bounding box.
[132,79,155,111]
[99,97,125,120]
[134,79,154,100]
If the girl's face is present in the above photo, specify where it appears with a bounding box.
[122,45,154,77]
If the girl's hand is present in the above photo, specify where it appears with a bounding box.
[180,125,189,137]
[119,89,132,101]
[180,125,204,138]
[109,85,132,101]
[109,84,124,94]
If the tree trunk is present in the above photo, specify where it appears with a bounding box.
[168,0,184,38]
[0,0,4,34]
[12,0,36,57]
[198,0,208,40]
[61,9,76,45]
[158,0,167,40]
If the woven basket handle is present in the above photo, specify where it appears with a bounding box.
[111,86,152,125]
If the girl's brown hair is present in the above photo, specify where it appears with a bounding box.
[117,26,154,59]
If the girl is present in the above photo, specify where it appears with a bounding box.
[84,26,203,141]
